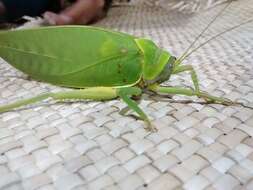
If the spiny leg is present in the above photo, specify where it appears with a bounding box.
[172,65,200,93]
[0,93,53,113]
[0,87,118,113]
[148,84,234,105]
[0,86,155,131]
[117,87,156,132]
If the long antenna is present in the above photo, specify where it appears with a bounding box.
[176,0,233,64]
[180,18,253,61]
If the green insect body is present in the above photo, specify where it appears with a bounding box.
[0,25,240,131]
[0,26,172,88]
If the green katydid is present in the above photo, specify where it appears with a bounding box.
[0,2,252,131]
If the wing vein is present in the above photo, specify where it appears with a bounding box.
[0,44,140,77]
[49,51,140,77]
[0,45,72,62]
[0,45,138,76]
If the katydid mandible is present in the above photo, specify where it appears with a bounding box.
[0,3,251,131]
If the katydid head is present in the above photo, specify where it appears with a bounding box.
[135,0,236,88]
[135,38,177,86]
[149,55,177,84]
[135,0,252,88]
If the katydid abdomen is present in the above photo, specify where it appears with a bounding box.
[0,26,143,88]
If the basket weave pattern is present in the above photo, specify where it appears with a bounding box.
[0,0,253,189]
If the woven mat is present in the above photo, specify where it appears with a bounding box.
[0,0,253,189]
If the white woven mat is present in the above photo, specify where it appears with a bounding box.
[0,0,253,189]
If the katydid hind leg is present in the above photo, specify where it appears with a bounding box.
[0,87,118,113]
[0,93,53,113]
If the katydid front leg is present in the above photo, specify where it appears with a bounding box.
[172,65,200,93]
[172,64,216,103]
[148,84,234,105]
